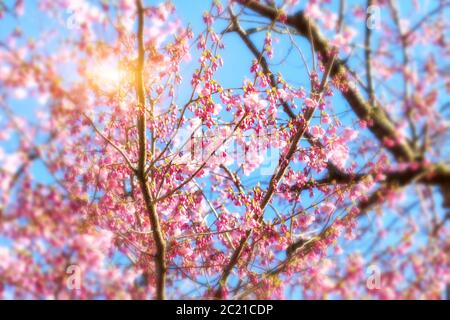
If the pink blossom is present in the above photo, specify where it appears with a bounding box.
[244,92,267,113]
[304,98,318,108]
[321,202,336,215]
[310,125,326,139]
[342,128,358,141]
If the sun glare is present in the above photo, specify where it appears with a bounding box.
[88,58,124,93]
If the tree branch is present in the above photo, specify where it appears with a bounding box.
[135,0,167,300]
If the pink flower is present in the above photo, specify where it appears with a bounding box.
[250,59,259,73]
[310,125,325,139]
[14,0,25,16]
[203,12,213,26]
[213,103,222,115]
[328,143,349,168]
[331,28,357,54]
[278,12,287,23]
[304,98,318,108]
[383,137,396,148]
[198,86,211,97]
[342,128,358,142]
[264,32,273,58]
[299,214,315,228]
[277,88,288,101]
[321,202,336,215]
[244,92,267,113]
[321,113,331,124]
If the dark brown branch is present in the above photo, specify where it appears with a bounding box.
[220,164,245,194]
[135,0,167,300]
[289,163,450,193]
